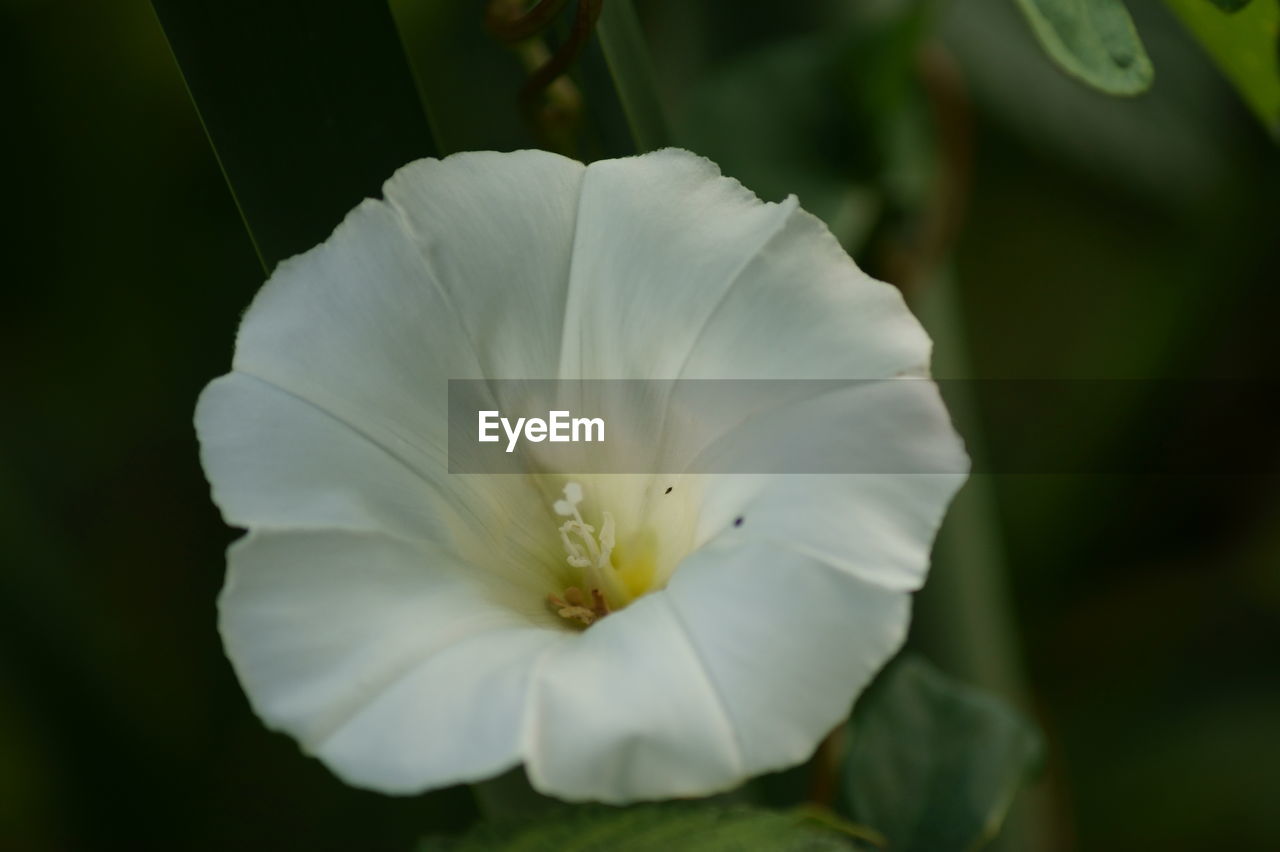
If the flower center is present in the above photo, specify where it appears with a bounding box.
[546,481,637,627]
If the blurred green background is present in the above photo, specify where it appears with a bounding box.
[2,0,1278,849]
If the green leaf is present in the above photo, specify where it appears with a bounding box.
[387,0,538,156]
[470,767,562,822]
[1164,0,1280,138]
[1204,0,1253,12]
[1010,0,1154,95]
[595,0,672,152]
[151,0,439,270]
[421,804,866,851]
[840,656,1044,852]
[677,36,883,252]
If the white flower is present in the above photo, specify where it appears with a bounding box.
[195,148,968,803]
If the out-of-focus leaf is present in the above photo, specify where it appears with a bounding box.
[388,0,536,155]
[1205,0,1253,12]
[941,0,1238,211]
[420,804,866,851]
[596,0,672,152]
[1164,0,1280,137]
[840,655,1043,852]
[151,0,439,269]
[1011,0,1154,94]
[676,0,938,255]
[678,37,882,251]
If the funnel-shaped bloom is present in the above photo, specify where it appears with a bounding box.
[196,149,967,802]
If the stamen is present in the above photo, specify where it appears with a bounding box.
[599,512,615,554]
[548,482,622,627]
[547,585,611,627]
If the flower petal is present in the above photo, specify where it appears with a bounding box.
[220,530,566,793]
[523,593,744,802]
[317,625,565,794]
[560,149,797,381]
[560,150,942,485]
[231,150,584,495]
[664,540,911,775]
[196,372,565,597]
[383,151,585,380]
[563,150,929,384]
[692,381,969,591]
[196,372,452,541]
[678,206,932,381]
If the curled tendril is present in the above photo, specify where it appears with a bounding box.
[485,0,572,44]
[484,0,604,151]
[516,0,601,109]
